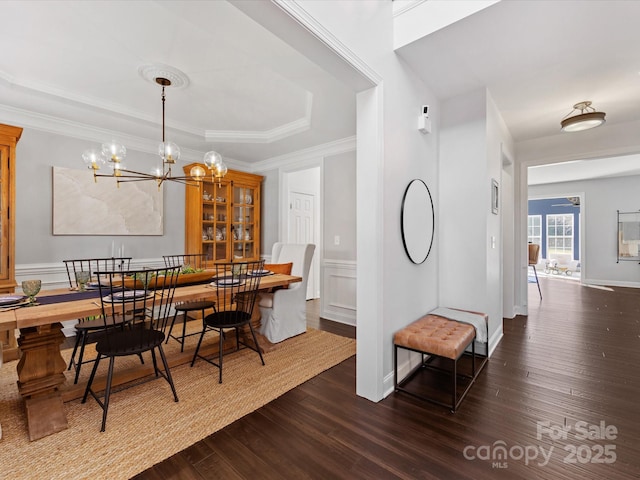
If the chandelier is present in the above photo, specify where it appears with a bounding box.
[81,77,227,187]
[560,101,606,133]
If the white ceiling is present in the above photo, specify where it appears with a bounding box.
[396,0,640,142]
[1,0,639,176]
[395,0,640,185]
[528,154,640,186]
[0,0,356,164]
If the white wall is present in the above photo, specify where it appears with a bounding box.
[323,151,356,260]
[322,151,357,325]
[439,88,513,353]
[393,0,500,48]
[255,146,357,324]
[14,128,185,270]
[501,158,516,319]
[486,92,514,337]
[259,167,280,255]
[529,174,640,287]
[439,89,487,310]
[300,0,440,399]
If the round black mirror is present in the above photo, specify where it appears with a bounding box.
[401,179,434,264]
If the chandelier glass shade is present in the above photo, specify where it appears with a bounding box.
[82,77,227,187]
[203,150,228,180]
[560,101,606,133]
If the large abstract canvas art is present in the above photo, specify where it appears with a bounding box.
[53,166,163,235]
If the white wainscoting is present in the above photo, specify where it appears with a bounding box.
[16,258,166,290]
[321,259,356,326]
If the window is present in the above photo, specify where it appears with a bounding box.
[528,215,542,246]
[547,214,573,258]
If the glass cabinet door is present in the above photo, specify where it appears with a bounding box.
[231,184,257,260]
[201,180,230,263]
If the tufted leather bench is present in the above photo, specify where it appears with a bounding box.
[394,313,487,412]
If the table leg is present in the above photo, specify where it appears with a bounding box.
[16,323,68,441]
[1,329,20,363]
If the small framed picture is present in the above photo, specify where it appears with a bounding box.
[491,178,499,215]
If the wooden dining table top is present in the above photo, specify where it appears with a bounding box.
[0,272,301,332]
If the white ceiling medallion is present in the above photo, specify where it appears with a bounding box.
[138,63,190,89]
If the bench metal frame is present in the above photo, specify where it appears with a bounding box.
[394,332,488,412]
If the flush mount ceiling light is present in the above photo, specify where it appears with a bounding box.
[82,66,227,188]
[560,101,606,133]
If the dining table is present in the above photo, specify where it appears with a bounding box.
[0,271,301,441]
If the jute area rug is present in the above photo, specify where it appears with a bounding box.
[0,328,355,479]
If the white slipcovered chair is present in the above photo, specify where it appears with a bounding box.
[259,242,316,343]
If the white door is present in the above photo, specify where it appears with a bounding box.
[288,191,317,299]
[289,191,313,244]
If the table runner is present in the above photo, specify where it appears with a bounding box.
[36,274,218,306]
[37,289,102,305]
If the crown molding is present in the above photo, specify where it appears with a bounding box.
[204,92,313,143]
[252,135,356,173]
[0,69,183,134]
[393,0,427,17]
[0,103,206,163]
[0,70,144,120]
[0,68,314,144]
[273,0,382,87]
[0,101,345,175]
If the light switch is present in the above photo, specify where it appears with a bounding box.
[334,235,340,246]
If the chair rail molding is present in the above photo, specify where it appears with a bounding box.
[321,258,356,326]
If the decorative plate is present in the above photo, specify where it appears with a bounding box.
[248,269,271,276]
[0,295,26,306]
[213,278,242,287]
[109,290,150,301]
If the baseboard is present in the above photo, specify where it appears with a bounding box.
[583,278,640,289]
[513,305,528,316]
[488,329,503,357]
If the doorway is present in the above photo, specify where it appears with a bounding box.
[527,194,583,285]
[281,166,321,299]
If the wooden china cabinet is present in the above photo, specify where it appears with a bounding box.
[183,164,263,266]
[0,123,22,362]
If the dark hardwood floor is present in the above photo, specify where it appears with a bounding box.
[135,280,640,479]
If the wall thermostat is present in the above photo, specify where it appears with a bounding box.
[418,105,431,134]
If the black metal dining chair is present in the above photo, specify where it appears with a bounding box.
[191,260,265,383]
[63,257,132,383]
[82,265,180,432]
[162,254,216,352]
